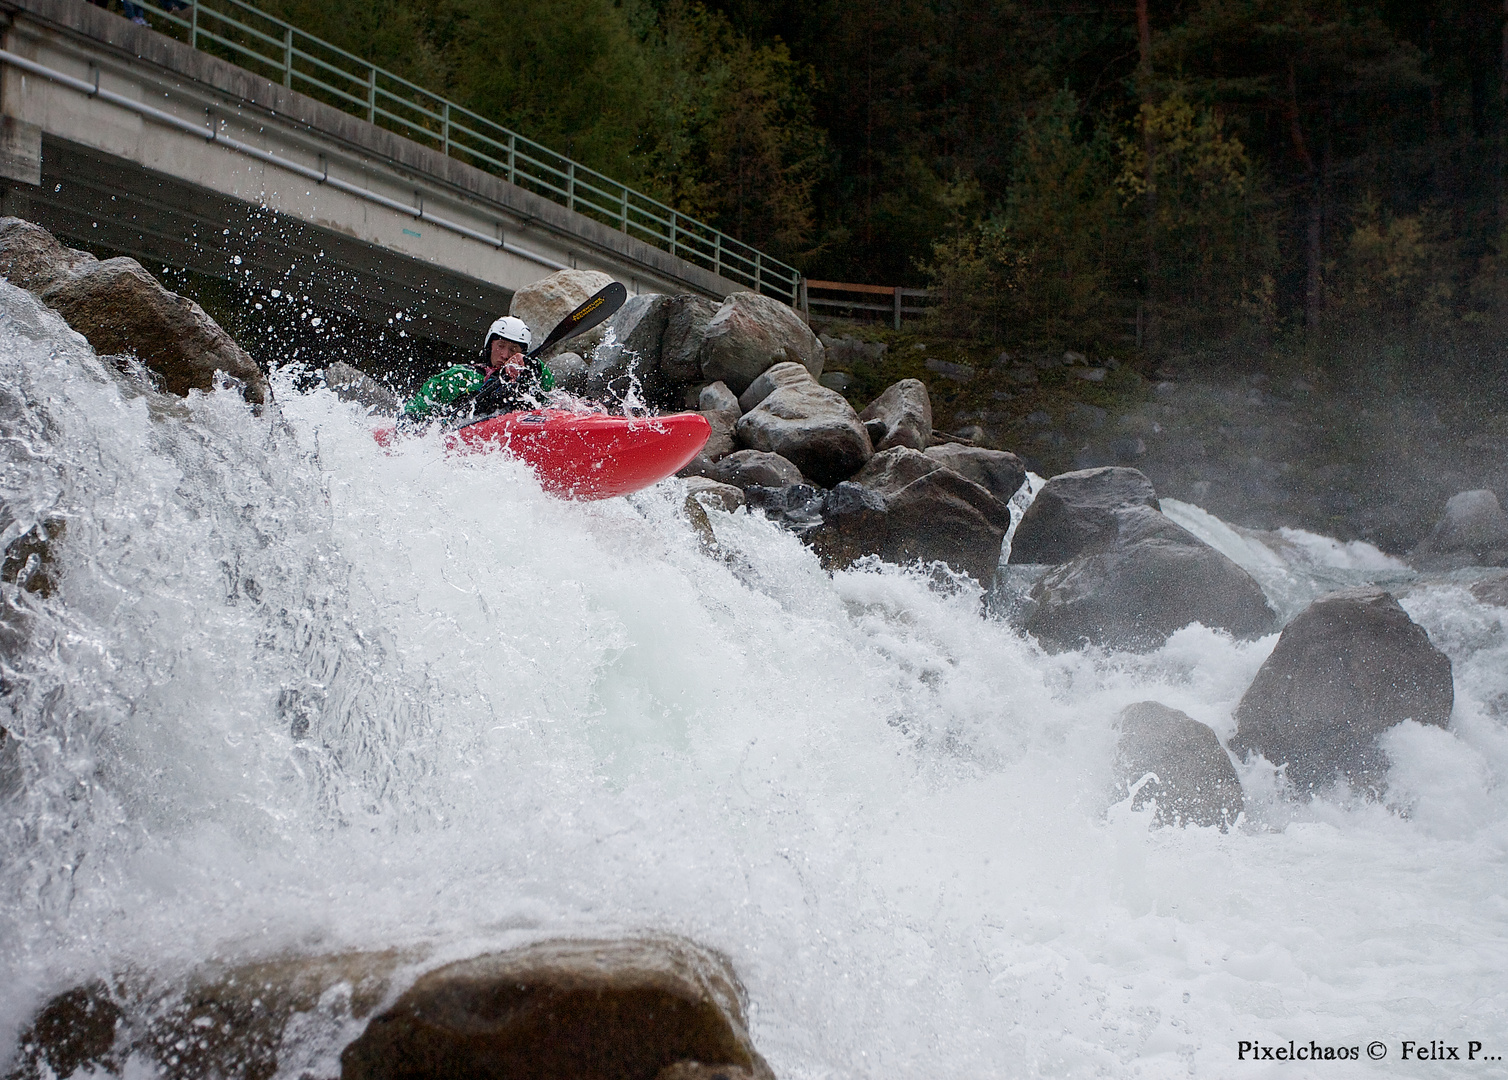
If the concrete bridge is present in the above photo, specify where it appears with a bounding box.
[0,0,803,351]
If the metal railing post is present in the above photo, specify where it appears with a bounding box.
[755,252,762,294]
[893,287,902,330]
[714,232,721,278]
[507,133,516,184]
[567,161,575,212]
[620,187,629,232]
[282,26,292,87]
[668,212,676,256]
[442,102,450,156]
[190,0,198,50]
[366,67,376,123]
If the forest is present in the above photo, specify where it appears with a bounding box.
[242,0,1507,361]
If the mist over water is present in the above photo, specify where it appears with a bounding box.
[1,282,1506,1078]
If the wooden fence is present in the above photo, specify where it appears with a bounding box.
[802,280,932,329]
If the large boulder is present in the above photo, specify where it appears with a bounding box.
[0,215,96,291]
[1409,489,1508,570]
[923,444,1027,505]
[42,257,268,405]
[711,449,806,490]
[586,293,672,399]
[1010,466,1160,564]
[859,379,932,451]
[806,447,1013,583]
[702,408,739,460]
[1230,587,1454,794]
[342,937,775,1080]
[509,268,615,358]
[735,382,871,487]
[660,295,721,385]
[1022,505,1276,651]
[699,292,823,394]
[738,360,815,413]
[1114,701,1243,829]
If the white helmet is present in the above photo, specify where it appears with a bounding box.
[485,315,532,348]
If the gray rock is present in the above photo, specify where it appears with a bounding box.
[702,408,738,461]
[1010,467,1160,564]
[548,350,587,390]
[859,379,932,451]
[698,381,740,415]
[1115,701,1243,829]
[818,372,854,393]
[711,449,805,490]
[744,482,829,532]
[819,334,888,367]
[806,448,1012,583]
[700,292,823,394]
[1023,506,1276,651]
[738,360,814,413]
[509,268,615,358]
[42,257,269,405]
[735,381,872,487]
[324,361,401,415]
[1410,489,1508,570]
[0,215,96,292]
[660,295,721,384]
[922,444,1026,504]
[923,357,975,382]
[1230,587,1454,794]
[586,293,672,397]
[343,937,774,1080]
[684,476,746,513]
[1471,572,1508,608]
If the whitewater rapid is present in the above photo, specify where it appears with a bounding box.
[1,284,1506,1077]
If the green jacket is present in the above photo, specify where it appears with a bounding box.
[402,361,555,421]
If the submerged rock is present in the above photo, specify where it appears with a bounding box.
[1409,489,1508,570]
[342,936,774,1080]
[1023,505,1275,651]
[859,379,932,452]
[1009,466,1159,565]
[1230,587,1454,794]
[1114,701,1243,829]
[699,292,823,394]
[684,475,746,513]
[325,361,402,415]
[806,448,1012,584]
[735,381,871,487]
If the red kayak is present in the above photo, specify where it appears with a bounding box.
[377,409,711,500]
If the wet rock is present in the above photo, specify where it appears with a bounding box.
[1114,701,1243,829]
[699,292,823,394]
[42,258,268,405]
[744,482,829,532]
[547,350,587,390]
[922,444,1027,505]
[1471,572,1508,608]
[807,448,1012,583]
[0,216,96,292]
[1230,587,1454,794]
[1409,489,1508,570]
[711,449,806,490]
[702,409,739,461]
[8,951,408,1080]
[1023,506,1276,652]
[698,381,740,415]
[342,936,774,1080]
[859,379,932,451]
[684,476,746,513]
[660,295,721,385]
[735,381,871,487]
[1010,467,1160,565]
[509,268,615,359]
[324,361,401,415]
[587,293,672,399]
[737,360,814,413]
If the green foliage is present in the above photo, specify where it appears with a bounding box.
[929,91,1126,348]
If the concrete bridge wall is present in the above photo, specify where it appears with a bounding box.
[0,0,756,349]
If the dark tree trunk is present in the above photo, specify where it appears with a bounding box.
[1138,0,1157,346]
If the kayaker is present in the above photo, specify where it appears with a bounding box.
[401,315,555,422]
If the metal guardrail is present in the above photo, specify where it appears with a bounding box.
[125,0,802,303]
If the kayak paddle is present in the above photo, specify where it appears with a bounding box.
[527,281,628,359]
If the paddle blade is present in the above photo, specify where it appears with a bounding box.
[529,281,628,358]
